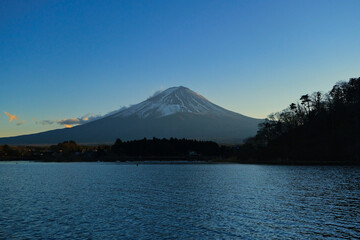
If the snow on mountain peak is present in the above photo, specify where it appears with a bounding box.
[112,86,228,119]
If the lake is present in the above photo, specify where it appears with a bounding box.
[0,162,359,239]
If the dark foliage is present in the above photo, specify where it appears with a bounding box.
[112,137,220,157]
[1,138,220,162]
[241,77,360,164]
[0,145,20,158]
[50,140,80,155]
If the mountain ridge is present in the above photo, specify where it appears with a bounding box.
[0,86,263,145]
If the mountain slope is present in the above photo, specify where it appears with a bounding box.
[0,86,263,145]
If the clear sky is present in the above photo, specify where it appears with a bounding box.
[1,0,360,137]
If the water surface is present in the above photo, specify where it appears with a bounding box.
[0,162,359,239]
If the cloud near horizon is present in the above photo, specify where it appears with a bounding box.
[36,107,128,128]
[37,120,55,125]
[56,114,101,126]
[35,114,101,127]
[4,112,19,122]
[16,120,26,126]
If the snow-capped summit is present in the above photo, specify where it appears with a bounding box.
[113,86,229,119]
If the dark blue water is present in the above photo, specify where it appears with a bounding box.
[0,162,359,239]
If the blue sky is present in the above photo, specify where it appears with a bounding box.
[1,0,360,137]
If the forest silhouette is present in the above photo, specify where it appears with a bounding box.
[238,77,360,164]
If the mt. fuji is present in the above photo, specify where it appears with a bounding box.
[0,87,263,145]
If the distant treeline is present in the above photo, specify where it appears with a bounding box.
[238,77,360,164]
[0,138,224,162]
[0,141,110,162]
[112,137,220,156]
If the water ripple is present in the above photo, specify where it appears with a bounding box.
[0,163,359,239]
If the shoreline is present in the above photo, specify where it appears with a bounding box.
[1,159,360,166]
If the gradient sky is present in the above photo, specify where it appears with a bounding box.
[1,0,360,137]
